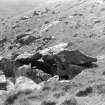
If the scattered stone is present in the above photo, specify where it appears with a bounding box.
[20,16,29,20]
[33,11,40,16]
[53,92,65,99]
[4,92,19,105]
[16,33,29,41]
[4,91,31,105]
[11,52,19,60]
[95,84,105,95]
[0,37,7,47]
[17,35,37,45]
[12,24,20,29]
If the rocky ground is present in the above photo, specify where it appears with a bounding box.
[1,0,105,105]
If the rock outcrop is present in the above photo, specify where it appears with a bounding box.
[57,50,97,65]
[0,43,97,82]
[42,49,97,79]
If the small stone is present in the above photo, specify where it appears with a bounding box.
[47,75,59,82]
[15,64,31,77]
[0,75,6,83]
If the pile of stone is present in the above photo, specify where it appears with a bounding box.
[0,43,97,97]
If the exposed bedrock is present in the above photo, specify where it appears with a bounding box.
[0,45,97,83]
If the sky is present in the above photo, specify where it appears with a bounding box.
[0,0,41,17]
[0,0,42,3]
[0,0,68,17]
[0,0,71,4]
[0,0,34,2]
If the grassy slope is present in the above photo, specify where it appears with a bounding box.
[1,0,105,56]
[2,0,105,105]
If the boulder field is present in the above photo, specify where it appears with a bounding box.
[0,43,97,98]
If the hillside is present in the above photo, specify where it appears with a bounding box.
[1,0,105,105]
[0,0,105,57]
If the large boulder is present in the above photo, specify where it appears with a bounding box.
[42,50,97,80]
[55,50,97,79]
[15,76,42,93]
[15,64,31,77]
[57,50,97,65]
